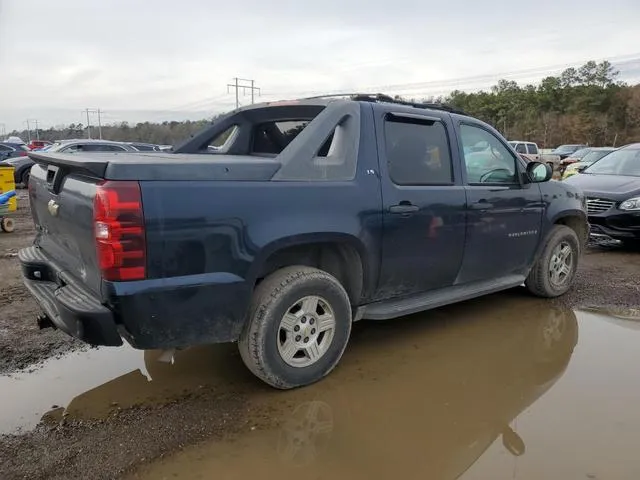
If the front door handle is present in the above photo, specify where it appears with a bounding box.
[469,200,494,210]
[389,202,419,214]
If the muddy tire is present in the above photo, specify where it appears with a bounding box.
[1,217,15,233]
[21,169,30,187]
[238,266,352,389]
[526,225,580,298]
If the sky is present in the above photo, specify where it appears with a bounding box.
[1,0,640,132]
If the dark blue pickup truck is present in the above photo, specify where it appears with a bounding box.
[19,94,588,389]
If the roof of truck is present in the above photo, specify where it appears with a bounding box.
[249,93,466,116]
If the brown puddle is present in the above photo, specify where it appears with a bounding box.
[3,294,640,479]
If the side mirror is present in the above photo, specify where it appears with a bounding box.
[502,426,526,456]
[526,161,552,182]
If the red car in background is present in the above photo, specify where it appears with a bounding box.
[27,140,52,151]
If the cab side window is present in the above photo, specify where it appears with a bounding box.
[460,124,518,184]
[515,143,527,154]
[385,116,453,185]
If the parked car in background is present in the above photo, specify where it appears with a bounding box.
[562,147,617,180]
[0,139,136,185]
[552,144,588,160]
[27,140,53,151]
[127,142,162,152]
[19,94,587,389]
[509,141,561,171]
[559,147,599,173]
[0,142,29,162]
[565,143,640,245]
[509,141,541,161]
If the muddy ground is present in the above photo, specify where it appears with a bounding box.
[0,191,84,374]
[1,193,639,479]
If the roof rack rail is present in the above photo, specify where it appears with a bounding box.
[301,93,465,115]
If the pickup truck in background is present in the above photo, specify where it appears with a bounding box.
[509,140,562,171]
[19,94,588,389]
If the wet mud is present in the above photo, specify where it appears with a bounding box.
[2,295,640,479]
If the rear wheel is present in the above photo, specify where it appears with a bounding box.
[526,225,580,298]
[238,266,352,389]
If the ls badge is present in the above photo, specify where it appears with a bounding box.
[47,199,60,217]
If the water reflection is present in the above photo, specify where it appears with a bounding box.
[128,297,579,479]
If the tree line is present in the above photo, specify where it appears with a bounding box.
[444,61,640,148]
[6,60,640,149]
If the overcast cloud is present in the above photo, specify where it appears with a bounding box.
[1,0,640,130]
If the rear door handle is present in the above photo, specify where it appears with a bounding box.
[389,202,419,214]
[469,200,493,210]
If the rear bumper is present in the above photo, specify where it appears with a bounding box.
[19,246,122,346]
[19,246,252,349]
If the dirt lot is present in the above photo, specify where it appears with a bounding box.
[0,191,84,374]
[1,193,639,479]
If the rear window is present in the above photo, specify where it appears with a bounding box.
[252,120,310,155]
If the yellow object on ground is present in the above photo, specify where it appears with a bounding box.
[0,166,17,213]
[562,162,583,180]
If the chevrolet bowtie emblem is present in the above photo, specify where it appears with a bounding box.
[47,199,60,216]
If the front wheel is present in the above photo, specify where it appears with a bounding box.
[21,169,30,187]
[238,266,352,389]
[526,225,580,298]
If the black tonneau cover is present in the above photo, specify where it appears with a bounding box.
[27,152,281,181]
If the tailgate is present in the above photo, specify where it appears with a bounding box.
[28,161,103,295]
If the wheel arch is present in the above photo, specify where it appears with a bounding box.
[249,233,368,306]
[552,211,588,249]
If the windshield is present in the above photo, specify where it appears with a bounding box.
[569,148,591,159]
[584,148,640,176]
[553,144,583,153]
[581,149,615,166]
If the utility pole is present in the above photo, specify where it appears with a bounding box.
[84,108,92,139]
[84,109,103,139]
[0,123,5,140]
[97,109,103,140]
[227,78,260,109]
[34,119,40,140]
[24,120,32,143]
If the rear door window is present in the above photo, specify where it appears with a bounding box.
[526,143,538,154]
[384,116,453,185]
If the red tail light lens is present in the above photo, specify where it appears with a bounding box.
[94,181,146,281]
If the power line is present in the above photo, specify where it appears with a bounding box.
[227,78,260,109]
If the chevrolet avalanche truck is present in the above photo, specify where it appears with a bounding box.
[19,94,588,389]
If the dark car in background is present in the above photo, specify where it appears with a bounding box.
[565,143,640,245]
[562,147,617,179]
[552,144,588,160]
[0,142,29,162]
[127,142,162,152]
[0,139,136,185]
[559,147,593,173]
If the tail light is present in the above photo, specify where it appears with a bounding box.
[18,151,28,156]
[94,181,146,281]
